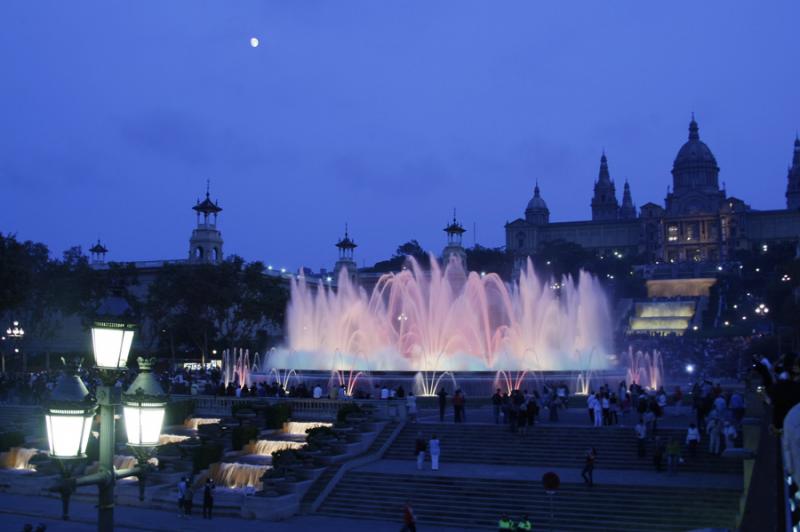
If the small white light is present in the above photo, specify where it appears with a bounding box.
[250,37,260,48]
[686,364,695,374]
[692,325,699,331]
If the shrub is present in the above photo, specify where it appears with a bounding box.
[164,399,195,426]
[305,426,336,445]
[0,432,25,452]
[231,425,259,451]
[263,403,292,429]
[191,442,223,473]
[336,403,363,423]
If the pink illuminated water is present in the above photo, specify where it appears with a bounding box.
[272,256,611,372]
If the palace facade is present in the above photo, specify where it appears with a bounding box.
[506,118,800,263]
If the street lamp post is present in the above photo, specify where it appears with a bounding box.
[6,320,25,373]
[46,298,168,532]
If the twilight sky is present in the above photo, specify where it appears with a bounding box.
[1,1,799,272]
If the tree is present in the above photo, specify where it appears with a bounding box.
[143,257,288,363]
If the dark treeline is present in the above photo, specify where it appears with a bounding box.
[0,234,288,365]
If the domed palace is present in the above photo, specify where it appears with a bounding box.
[506,116,800,265]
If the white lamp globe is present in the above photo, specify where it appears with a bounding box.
[45,371,96,459]
[122,358,167,448]
[91,296,135,370]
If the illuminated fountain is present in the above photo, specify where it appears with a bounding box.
[272,256,611,393]
[624,347,664,390]
[284,421,332,435]
[0,447,40,471]
[207,462,270,490]
[159,434,191,445]
[222,348,252,388]
[243,439,305,456]
[184,417,221,430]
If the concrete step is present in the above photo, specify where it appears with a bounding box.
[318,471,739,531]
[387,423,742,475]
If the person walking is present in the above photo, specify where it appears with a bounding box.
[581,447,596,486]
[429,434,441,471]
[686,423,701,459]
[401,500,417,532]
[437,387,448,422]
[635,418,647,458]
[415,432,427,470]
[492,388,502,424]
[202,477,215,519]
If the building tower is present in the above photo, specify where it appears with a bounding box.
[89,240,108,265]
[442,209,467,268]
[619,180,637,219]
[591,152,620,221]
[189,182,224,264]
[786,135,800,210]
[525,182,550,225]
[666,115,724,214]
[334,225,358,284]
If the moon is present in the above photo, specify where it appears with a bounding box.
[250,37,259,48]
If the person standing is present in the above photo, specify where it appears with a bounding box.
[593,396,603,428]
[453,390,465,423]
[492,388,502,424]
[587,392,597,424]
[686,423,701,459]
[498,514,514,531]
[415,432,427,470]
[635,418,647,458]
[177,477,187,518]
[666,438,681,475]
[723,421,737,450]
[429,434,441,471]
[653,437,665,472]
[707,416,722,455]
[406,392,418,424]
[438,387,448,422]
[581,447,596,486]
[517,514,533,531]
[401,500,417,532]
[184,482,194,517]
[202,478,215,519]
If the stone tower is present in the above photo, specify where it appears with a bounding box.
[525,182,550,225]
[442,210,467,268]
[665,115,724,214]
[786,135,800,210]
[189,183,224,264]
[334,225,358,284]
[89,239,108,265]
[619,180,637,219]
[591,152,620,221]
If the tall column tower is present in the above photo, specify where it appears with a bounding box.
[334,225,358,284]
[189,182,224,264]
[442,209,467,268]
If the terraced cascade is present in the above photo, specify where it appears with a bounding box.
[385,423,744,474]
[319,472,740,531]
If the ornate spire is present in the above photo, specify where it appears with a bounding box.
[620,180,636,219]
[688,114,699,141]
[597,152,611,183]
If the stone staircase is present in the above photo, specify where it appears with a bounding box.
[300,420,400,513]
[385,423,743,475]
[319,471,739,531]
